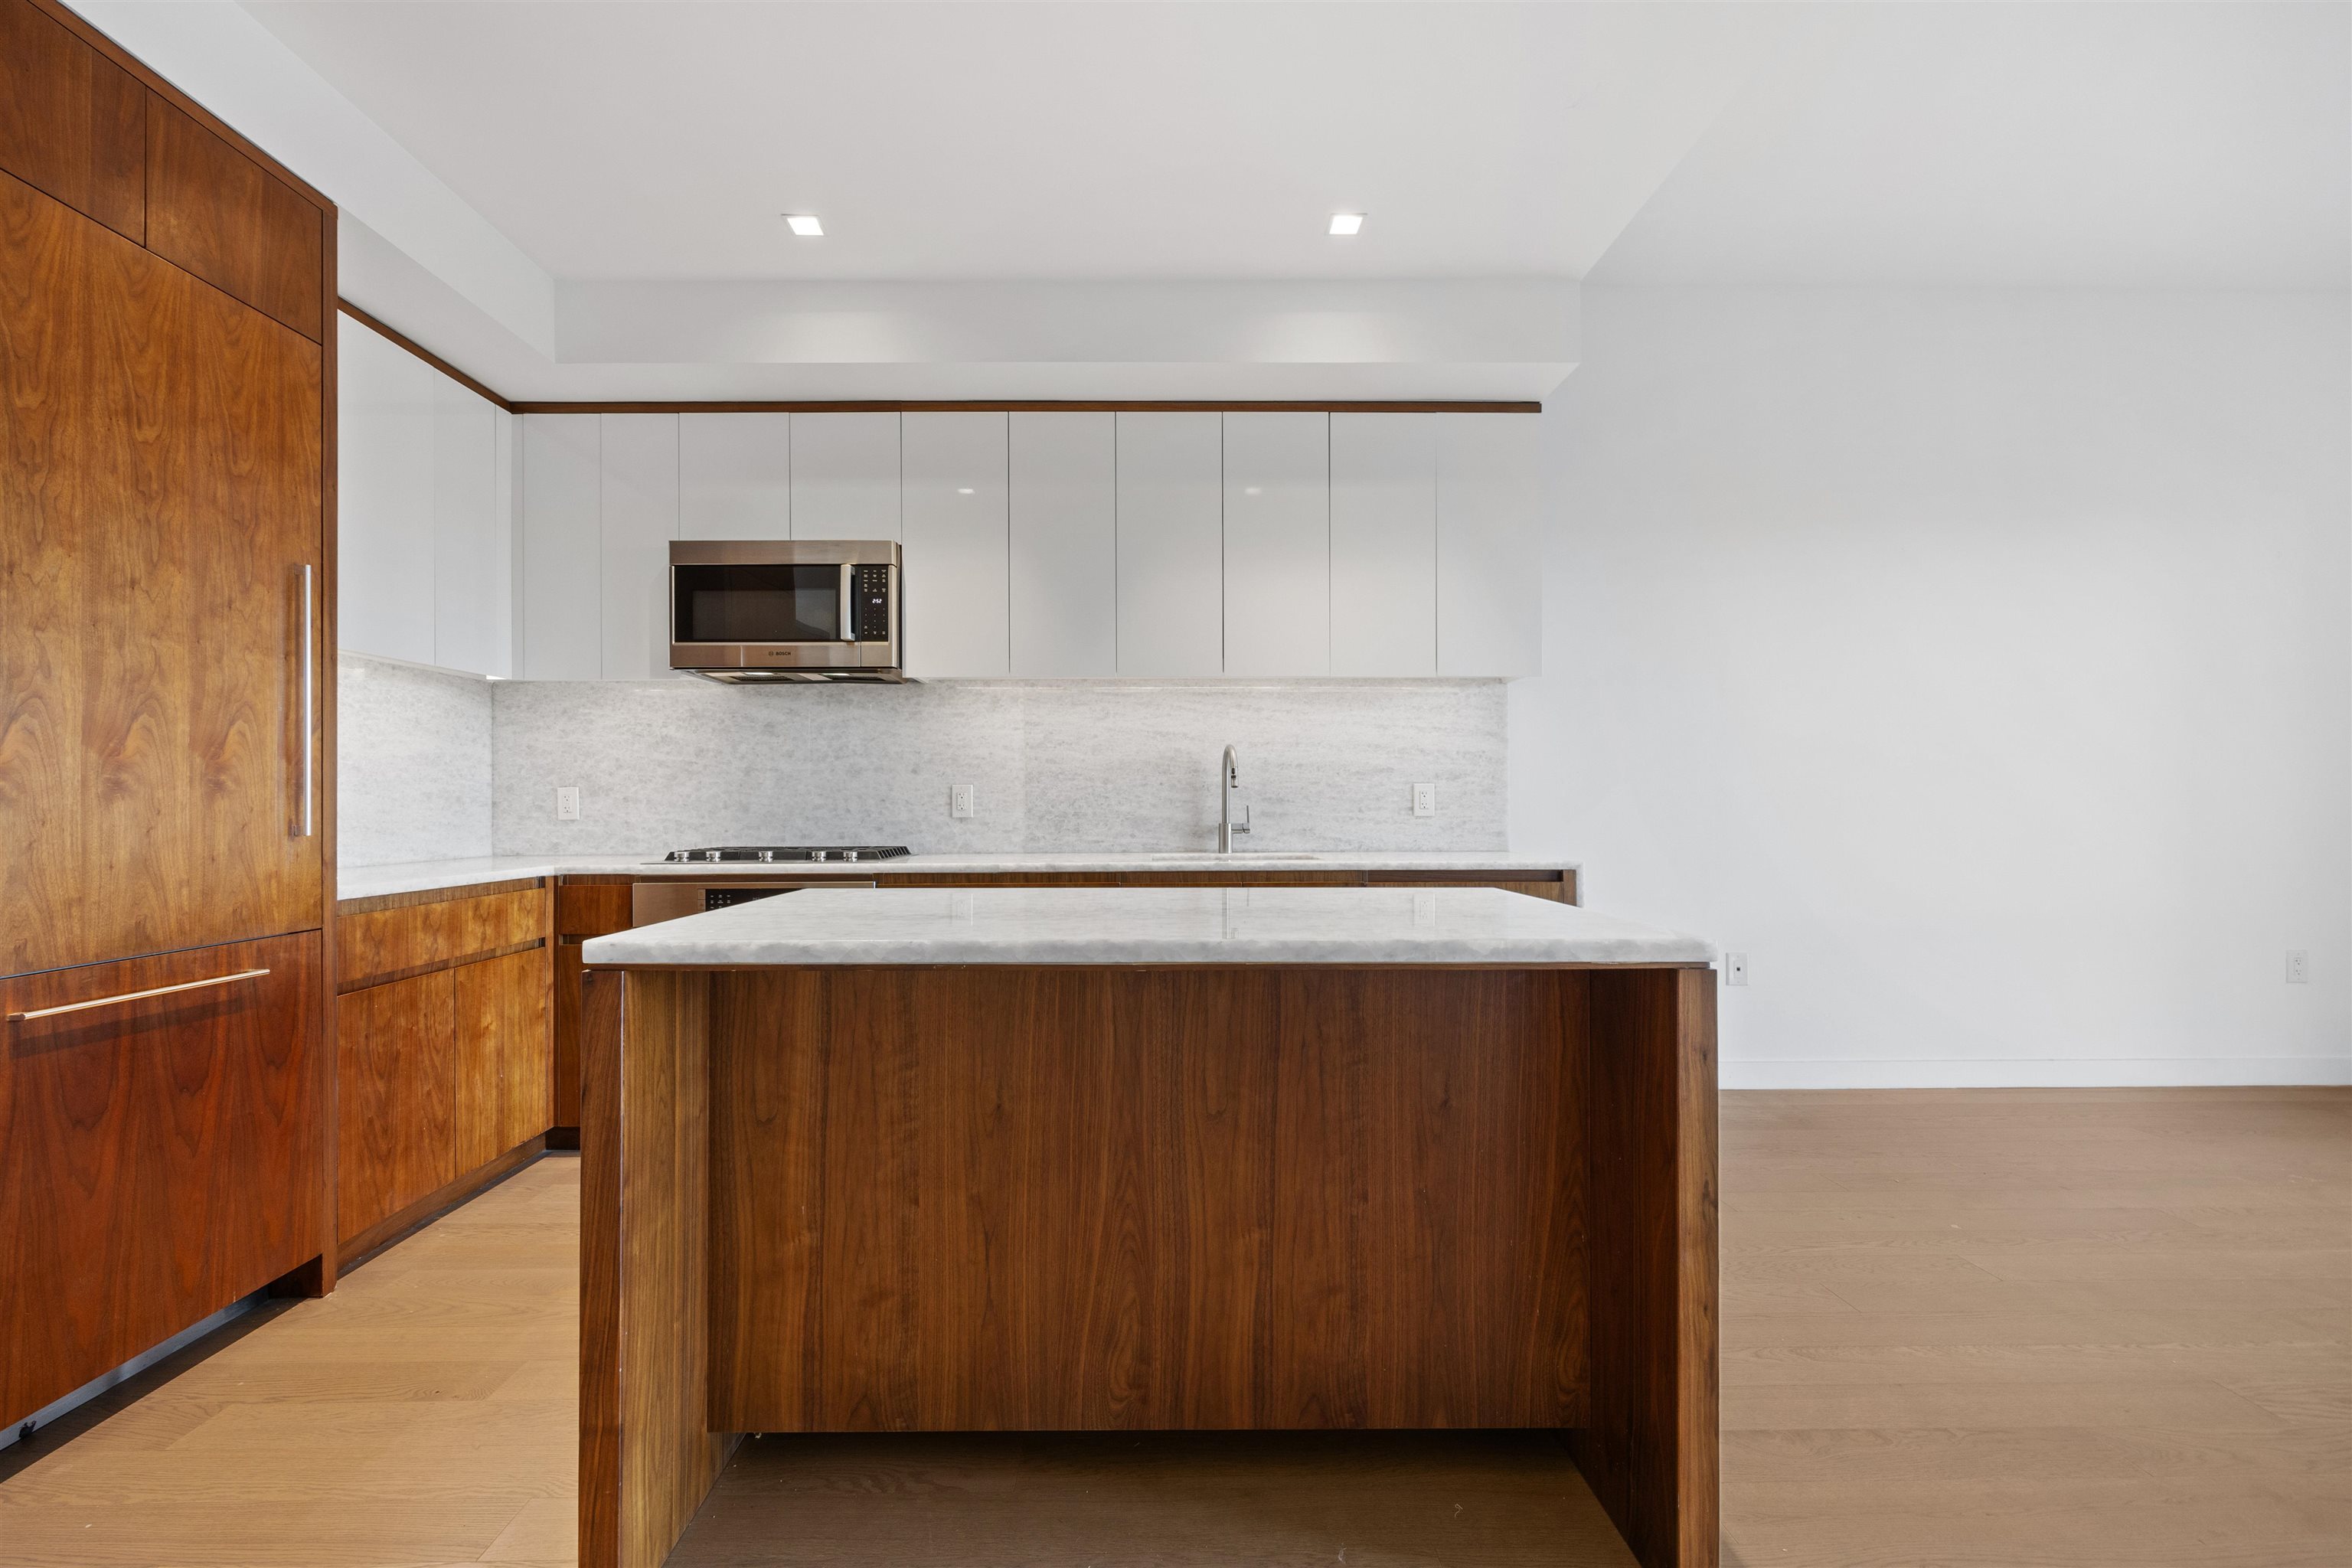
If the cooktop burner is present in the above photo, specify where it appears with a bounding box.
[661,845,912,864]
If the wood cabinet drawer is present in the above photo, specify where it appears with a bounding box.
[2,931,324,1427]
[338,885,547,991]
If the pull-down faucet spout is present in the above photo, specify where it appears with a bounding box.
[1218,744,1250,853]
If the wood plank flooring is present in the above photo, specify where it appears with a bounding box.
[1720,1088,2349,1568]
[1,1088,2344,1567]
[0,1154,583,1566]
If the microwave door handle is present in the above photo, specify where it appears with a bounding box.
[839,562,856,643]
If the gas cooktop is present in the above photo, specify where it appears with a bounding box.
[660,845,912,864]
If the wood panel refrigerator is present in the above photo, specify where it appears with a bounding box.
[0,0,337,1430]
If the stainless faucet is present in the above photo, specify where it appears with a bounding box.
[1219,743,1251,852]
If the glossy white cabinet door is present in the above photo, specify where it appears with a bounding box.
[1436,413,1542,677]
[790,412,900,541]
[599,414,679,681]
[520,413,603,681]
[1330,413,1437,677]
[1116,412,1223,675]
[1009,412,1116,677]
[336,316,436,665]
[679,413,791,539]
[430,377,509,678]
[1222,412,1329,676]
[900,412,1009,677]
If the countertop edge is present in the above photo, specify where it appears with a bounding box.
[336,852,1586,903]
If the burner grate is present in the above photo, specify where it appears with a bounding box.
[662,845,912,864]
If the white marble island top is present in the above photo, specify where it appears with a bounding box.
[580,886,1711,969]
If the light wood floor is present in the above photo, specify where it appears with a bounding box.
[1,1089,2344,1567]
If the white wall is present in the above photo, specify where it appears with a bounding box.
[1512,286,2352,1087]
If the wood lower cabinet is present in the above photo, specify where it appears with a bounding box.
[335,882,550,1261]
[456,949,551,1169]
[552,884,633,1139]
[337,969,456,1241]
[0,933,325,1426]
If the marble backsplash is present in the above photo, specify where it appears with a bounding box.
[491,678,1508,856]
[338,652,495,865]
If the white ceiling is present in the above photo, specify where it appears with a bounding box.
[1592,2,2351,289]
[90,2,2348,398]
[242,0,1791,284]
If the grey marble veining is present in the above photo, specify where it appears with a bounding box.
[337,652,494,867]
[491,679,1507,855]
[582,886,1710,968]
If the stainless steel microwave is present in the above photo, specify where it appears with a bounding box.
[669,540,904,682]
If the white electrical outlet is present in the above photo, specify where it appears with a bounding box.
[555,786,580,822]
[1724,952,1749,987]
[1412,782,1436,818]
[2286,949,2309,984]
[950,783,976,820]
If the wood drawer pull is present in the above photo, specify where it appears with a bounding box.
[7,969,270,1023]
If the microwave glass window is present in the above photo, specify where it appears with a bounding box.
[675,564,840,643]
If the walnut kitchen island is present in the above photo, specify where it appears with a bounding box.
[578,886,1720,1568]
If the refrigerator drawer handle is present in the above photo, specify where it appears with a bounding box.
[7,969,271,1023]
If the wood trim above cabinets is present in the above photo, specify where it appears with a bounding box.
[338,300,520,413]
[512,398,1542,415]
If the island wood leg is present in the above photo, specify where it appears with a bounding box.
[580,969,739,1568]
[1570,966,1720,1568]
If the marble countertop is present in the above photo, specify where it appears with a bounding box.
[336,851,1580,903]
[580,886,1709,969]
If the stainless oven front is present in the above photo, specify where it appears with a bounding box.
[669,539,903,681]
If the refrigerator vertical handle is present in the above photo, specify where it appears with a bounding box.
[292,562,314,838]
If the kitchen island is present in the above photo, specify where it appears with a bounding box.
[578,887,1719,1568]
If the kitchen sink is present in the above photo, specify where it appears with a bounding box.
[1135,853,1327,861]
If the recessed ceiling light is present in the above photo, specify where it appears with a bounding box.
[957,487,974,495]
[785,214,824,237]
[1328,213,1365,236]
[1244,486,1263,496]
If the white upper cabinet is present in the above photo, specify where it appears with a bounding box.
[1222,413,1330,677]
[790,412,900,541]
[338,316,436,666]
[679,413,791,539]
[430,384,511,679]
[1116,412,1223,676]
[506,404,1540,684]
[1436,413,1542,678]
[339,316,514,677]
[1330,413,1437,677]
[520,413,603,681]
[900,412,1009,678]
[1009,412,1117,677]
[599,414,680,681]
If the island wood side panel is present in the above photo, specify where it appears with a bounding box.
[580,969,738,1568]
[1570,966,1720,1568]
[1267,969,1586,1429]
[704,966,1588,1433]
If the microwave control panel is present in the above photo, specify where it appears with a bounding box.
[853,565,893,642]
